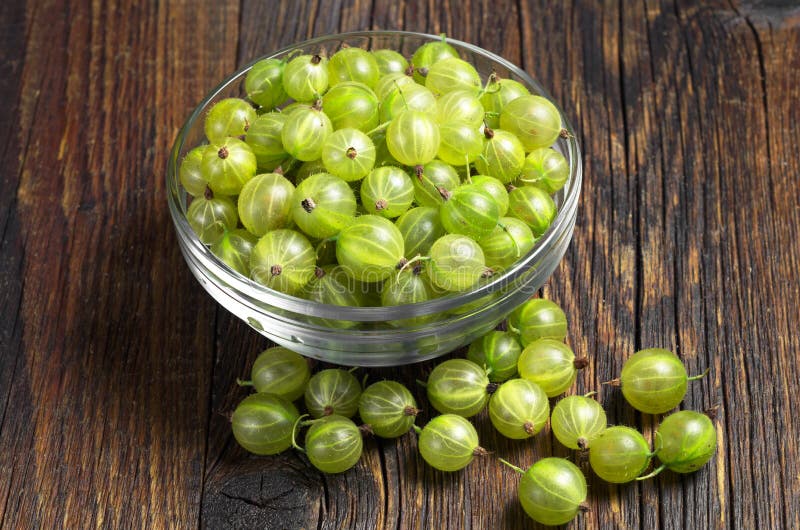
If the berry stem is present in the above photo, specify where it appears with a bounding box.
[366,121,391,137]
[506,322,521,335]
[236,379,253,387]
[415,378,428,389]
[497,457,525,475]
[583,391,598,398]
[403,406,421,417]
[636,463,667,481]
[291,414,310,453]
[498,221,521,258]
[603,378,621,387]
[687,367,711,381]
[412,425,423,435]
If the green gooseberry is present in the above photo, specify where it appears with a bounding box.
[358,381,419,438]
[589,426,652,483]
[426,359,491,418]
[439,184,500,241]
[245,112,289,171]
[550,393,608,450]
[372,49,409,76]
[322,81,380,132]
[499,95,562,151]
[336,215,405,283]
[470,175,509,216]
[518,339,587,397]
[245,58,289,110]
[211,229,258,276]
[305,414,363,474]
[474,128,525,184]
[237,172,295,236]
[501,457,587,526]
[615,348,708,415]
[427,234,487,292]
[519,147,569,194]
[651,410,717,474]
[281,104,333,162]
[201,137,257,196]
[488,378,549,439]
[290,172,356,239]
[204,97,257,143]
[186,189,238,245]
[395,206,446,258]
[416,414,487,472]
[240,346,310,402]
[282,54,329,102]
[480,76,530,129]
[410,37,459,84]
[412,160,460,207]
[179,145,210,197]
[328,47,380,88]
[477,217,536,272]
[231,393,300,455]
[507,185,557,237]
[466,331,522,382]
[508,298,568,345]
[304,368,361,419]
[249,229,316,295]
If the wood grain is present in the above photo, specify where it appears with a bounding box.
[0,0,798,529]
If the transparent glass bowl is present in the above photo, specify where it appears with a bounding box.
[166,31,582,366]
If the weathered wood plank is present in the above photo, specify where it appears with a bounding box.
[0,0,239,528]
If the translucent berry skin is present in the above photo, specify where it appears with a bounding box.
[507,185,557,237]
[435,89,485,127]
[551,395,608,450]
[372,49,409,76]
[478,217,536,272]
[410,39,459,84]
[374,72,416,101]
[250,346,310,402]
[519,148,569,194]
[336,215,405,283]
[304,368,362,419]
[322,82,380,132]
[358,381,418,438]
[204,98,257,143]
[245,58,289,110]
[395,207,446,258]
[589,426,652,483]
[305,415,363,474]
[518,458,587,526]
[381,270,436,326]
[619,348,688,414]
[294,159,328,183]
[413,160,460,207]
[281,107,333,162]
[379,83,437,123]
[470,175,510,216]
[425,57,481,96]
[245,113,289,171]
[237,172,295,236]
[321,128,376,182]
[418,414,480,472]
[475,129,525,184]
[427,234,486,292]
[202,138,257,196]
[489,378,549,439]
[303,265,363,308]
[480,78,530,129]
[179,145,210,197]
[250,229,316,295]
[211,229,258,276]
[499,95,562,151]
[290,173,356,240]
[386,110,441,166]
[328,47,380,88]
[440,184,500,241]
[282,54,329,102]
[231,393,300,455]
[186,194,238,245]
[437,122,484,167]
[508,298,568,345]
[360,166,414,218]
[518,339,580,397]
[467,331,523,382]
[426,359,490,418]
[655,410,717,473]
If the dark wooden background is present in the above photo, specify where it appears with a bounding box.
[1,0,799,528]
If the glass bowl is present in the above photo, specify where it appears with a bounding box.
[166,30,582,366]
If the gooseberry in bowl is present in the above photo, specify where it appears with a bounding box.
[166,31,582,366]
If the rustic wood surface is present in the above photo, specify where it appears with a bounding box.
[1,0,798,528]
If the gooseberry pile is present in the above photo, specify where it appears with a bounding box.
[230,296,716,526]
[180,36,572,301]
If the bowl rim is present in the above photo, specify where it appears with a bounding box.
[166,30,582,321]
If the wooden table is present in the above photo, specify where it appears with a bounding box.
[1,1,798,528]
